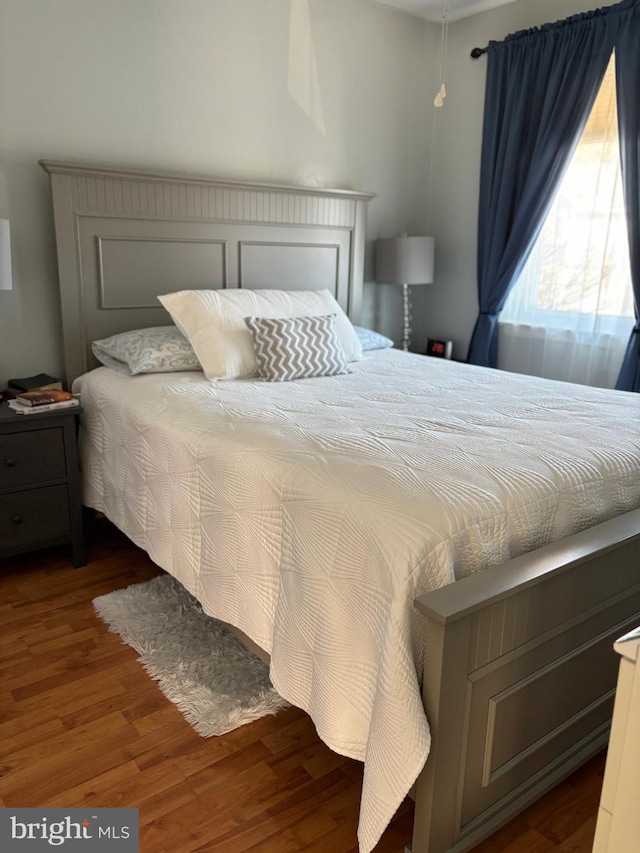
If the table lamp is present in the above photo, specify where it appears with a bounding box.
[375,235,434,351]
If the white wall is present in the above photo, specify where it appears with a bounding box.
[419,0,622,361]
[0,0,438,387]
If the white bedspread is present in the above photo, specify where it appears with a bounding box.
[74,351,640,852]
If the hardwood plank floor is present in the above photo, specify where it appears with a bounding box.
[0,519,606,852]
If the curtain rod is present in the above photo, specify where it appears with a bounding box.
[469,0,626,60]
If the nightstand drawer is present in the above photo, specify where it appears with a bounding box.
[0,485,71,546]
[0,427,66,489]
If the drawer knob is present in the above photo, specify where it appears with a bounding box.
[10,515,22,525]
[4,457,16,467]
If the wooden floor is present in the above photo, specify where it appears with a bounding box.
[0,519,606,853]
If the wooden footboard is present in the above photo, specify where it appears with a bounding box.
[409,508,640,853]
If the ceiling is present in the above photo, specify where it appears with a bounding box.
[370,0,518,23]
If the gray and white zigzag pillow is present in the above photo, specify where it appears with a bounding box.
[245,313,350,381]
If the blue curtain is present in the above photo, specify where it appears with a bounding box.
[615,1,640,391]
[467,4,627,368]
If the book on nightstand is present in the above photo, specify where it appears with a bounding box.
[14,389,74,407]
[7,373,63,392]
[7,399,80,415]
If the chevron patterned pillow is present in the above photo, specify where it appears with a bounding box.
[245,314,350,381]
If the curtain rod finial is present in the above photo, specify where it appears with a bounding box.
[471,46,487,59]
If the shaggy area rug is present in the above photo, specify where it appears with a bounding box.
[93,574,288,736]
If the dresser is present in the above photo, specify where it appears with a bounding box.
[0,403,85,567]
[592,626,640,853]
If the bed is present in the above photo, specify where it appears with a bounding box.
[41,159,640,853]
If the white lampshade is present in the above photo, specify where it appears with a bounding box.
[0,219,12,291]
[375,235,434,286]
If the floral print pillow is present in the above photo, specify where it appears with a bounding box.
[92,326,202,375]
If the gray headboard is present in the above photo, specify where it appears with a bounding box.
[40,160,374,385]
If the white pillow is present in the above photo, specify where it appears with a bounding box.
[158,289,363,380]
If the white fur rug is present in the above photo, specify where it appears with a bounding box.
[93,574,288,736]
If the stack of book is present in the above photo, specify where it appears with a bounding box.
[7,389,80,415]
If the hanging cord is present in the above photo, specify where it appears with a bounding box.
[427,0,450,225]
[434,0,450,107]
[427,0,449,226]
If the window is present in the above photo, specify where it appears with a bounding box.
[499,55,635,388]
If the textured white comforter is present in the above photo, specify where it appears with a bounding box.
[74,351,640,852]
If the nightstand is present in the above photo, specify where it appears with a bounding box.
[0,403,85,567]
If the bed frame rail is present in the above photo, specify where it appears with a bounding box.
[409,507,640,853]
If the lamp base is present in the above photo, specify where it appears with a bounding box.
[401,282,412,352]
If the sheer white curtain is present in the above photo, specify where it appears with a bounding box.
[498,56,635,389]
